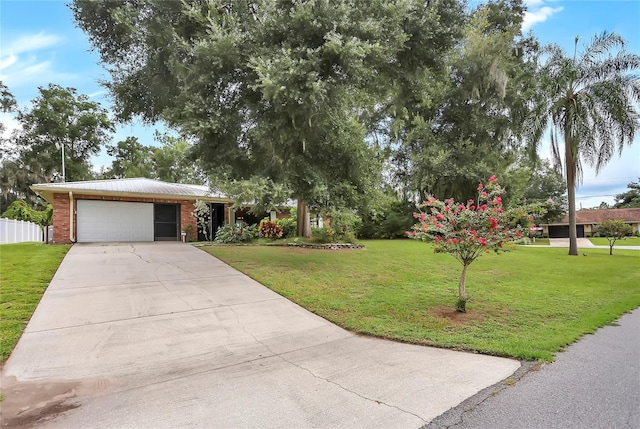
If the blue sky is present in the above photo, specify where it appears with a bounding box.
[1,0,639,207]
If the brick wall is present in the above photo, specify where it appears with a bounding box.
[180,202,197,241]
[53,193,71,244]
[52,193,228,244]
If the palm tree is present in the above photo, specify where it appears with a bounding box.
[530,32,640,255]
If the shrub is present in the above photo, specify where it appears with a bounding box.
[326,210,360,243]
[312,226,336,243]
[259,219,283,239]
[276,218,297,238]
[214,223,259,244]
[358,201,415,239]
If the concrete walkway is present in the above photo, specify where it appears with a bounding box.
[1,243,519,428]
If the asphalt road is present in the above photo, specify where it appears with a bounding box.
[426,308,640,429]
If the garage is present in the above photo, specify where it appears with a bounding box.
[548,225,585,238]
[77,200,154,243]
[30,178,231,244]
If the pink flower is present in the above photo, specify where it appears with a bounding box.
[477,183,484,191]
[481,191,488,198]
[436,213,443,220]
[436,223,443,229]
[488,218,498,230]
[488,175,497,182]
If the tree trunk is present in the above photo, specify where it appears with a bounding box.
[296,199,311,238]
[565,129,579,256]
[457,264,469,313]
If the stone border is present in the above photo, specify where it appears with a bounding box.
[192,242,365,250]
[284,243,365,250]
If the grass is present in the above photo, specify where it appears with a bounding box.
[525,237,549,245]
[202,240,640,361]
[0,243,70,363]
[589,237,640,246]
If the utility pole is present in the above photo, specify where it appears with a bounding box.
[61,142,66,183]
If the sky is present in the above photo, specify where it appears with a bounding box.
[1,0,639,208]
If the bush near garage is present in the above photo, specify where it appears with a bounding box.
[259,219,283,239]
[214,223,259,244]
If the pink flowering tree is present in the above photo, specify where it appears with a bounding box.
[407,176,530,312]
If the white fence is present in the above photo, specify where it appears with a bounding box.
[0,218,44,244]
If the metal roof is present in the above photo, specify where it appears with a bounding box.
[30,178,229,203]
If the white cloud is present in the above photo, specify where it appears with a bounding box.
[0,32,75,91]
[3,32,63,56]
[0,56,76,89]
[0,54,17,70]
[523,6,564,32]
[87,90,107,98]
[522,1,564,32]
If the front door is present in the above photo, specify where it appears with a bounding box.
[154,204,180,241]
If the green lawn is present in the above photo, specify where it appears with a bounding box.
[525,237,549,245]
[0,243,70,362]
[590,237,640,246]
[202,240,640,361]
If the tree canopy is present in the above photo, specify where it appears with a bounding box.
[613,178,640,208]
[72,0,465,235]
[388,0,538,203]
[1,84,113,210]
[104,133,204,183]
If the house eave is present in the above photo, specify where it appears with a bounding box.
[30,186,230,205]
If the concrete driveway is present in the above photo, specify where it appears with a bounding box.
[2,243,519,428]
[548,238,595,248]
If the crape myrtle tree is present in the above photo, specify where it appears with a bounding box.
[528,33,640,256]
[408,176,531,313]
[72,0,464,237]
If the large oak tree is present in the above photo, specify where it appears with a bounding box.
[72,0,464,236]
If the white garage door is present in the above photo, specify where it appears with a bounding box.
[76,200,154,242]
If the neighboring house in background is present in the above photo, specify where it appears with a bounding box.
[31,178,232,244]
[541,208,640,238]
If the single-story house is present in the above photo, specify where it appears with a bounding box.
[541,208,640,238]
[31,178,232,244]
